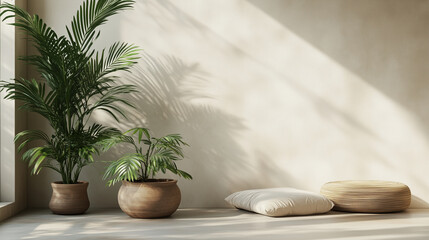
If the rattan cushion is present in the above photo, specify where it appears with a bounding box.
[320,180,411,213]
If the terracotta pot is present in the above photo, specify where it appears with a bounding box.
[118,179,181,218]
[49,181,90,215]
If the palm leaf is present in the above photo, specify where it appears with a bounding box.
[14,129,50,152]
[67,0,135,50]
[103,153,143,186]
[22,146,54,175]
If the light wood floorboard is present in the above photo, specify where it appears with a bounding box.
[1,209,429,240]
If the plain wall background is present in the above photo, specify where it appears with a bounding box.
[25,0,429,208]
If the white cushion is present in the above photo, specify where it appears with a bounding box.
[225,188,334,217]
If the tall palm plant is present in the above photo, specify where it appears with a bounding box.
[0,0,139,184]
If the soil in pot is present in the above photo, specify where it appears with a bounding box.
[118,179,181,218]
[49,181,90,215]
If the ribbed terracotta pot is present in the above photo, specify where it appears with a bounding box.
[49,181,90,215]
[118,179,181,218]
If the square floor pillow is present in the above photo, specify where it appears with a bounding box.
[225,188,334,217]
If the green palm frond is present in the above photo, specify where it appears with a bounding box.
[97,42,140,75]
[14,129,50,152]
[1,78,53,120]
[103,153,143,186]
[148,148,175,173]
[97,134,134,152]
[167,167,192,180]
[85,84,137,121]
[22,146,56,175]
[67,0,135,50]
[157,134,188,157]
[125,127,151,144]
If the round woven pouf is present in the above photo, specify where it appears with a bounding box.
[320,180,411,213]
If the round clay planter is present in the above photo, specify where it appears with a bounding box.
[118,179,181,218]
[49,181,90,215]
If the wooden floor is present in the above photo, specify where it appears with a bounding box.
[1,209,429,240]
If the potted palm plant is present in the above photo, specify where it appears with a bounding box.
[102,127,192,218]
[0,0,139,214]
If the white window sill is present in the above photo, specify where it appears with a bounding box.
[0,202,13,208]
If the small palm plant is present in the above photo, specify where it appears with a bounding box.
[0,0,139,184]
[102,128,192,186]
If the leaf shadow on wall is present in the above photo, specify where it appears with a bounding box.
[127,0,413,197]
[133,0,379,189]
[247,0,429,207]
[117,54,296,207]
[127,0,429,207]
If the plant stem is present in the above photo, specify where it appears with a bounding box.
[73,164,81,183]
[144,144,153,181]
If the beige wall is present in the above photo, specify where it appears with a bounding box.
[26,0,429,208]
